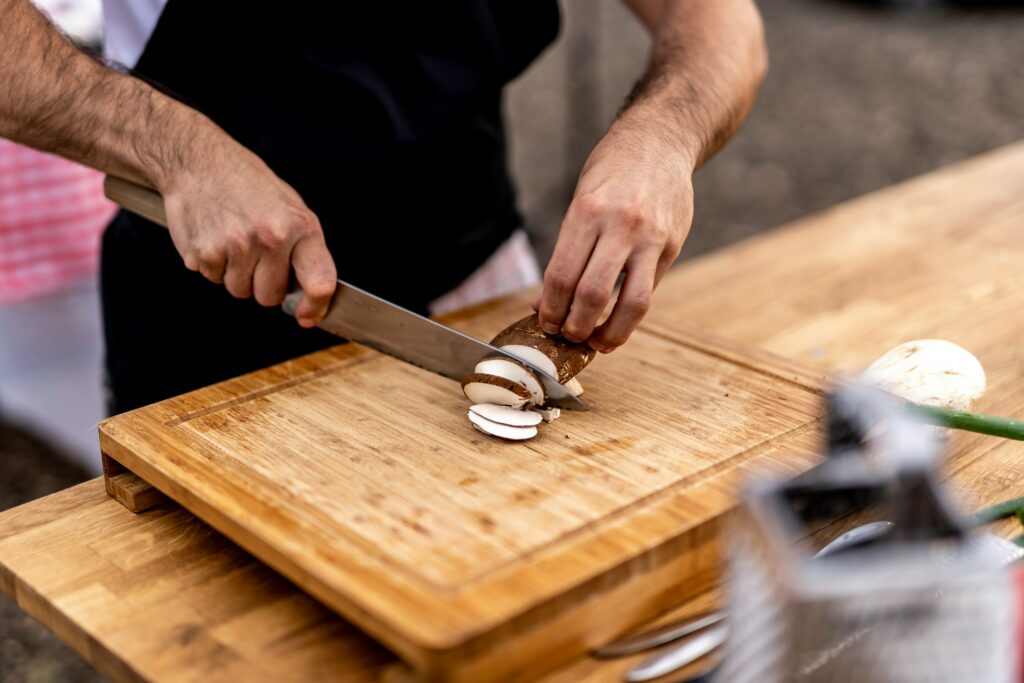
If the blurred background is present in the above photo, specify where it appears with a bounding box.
[1,0,1022,680]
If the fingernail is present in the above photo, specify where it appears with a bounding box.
[542,323,560,335]
[589,341,610,353]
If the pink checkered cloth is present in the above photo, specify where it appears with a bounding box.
[0,139,115,305]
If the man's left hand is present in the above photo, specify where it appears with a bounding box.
[533,111,695,353]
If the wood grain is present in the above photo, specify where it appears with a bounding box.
[103,453,169,513]
[2,141,1023,683]
[98,308,825,680]
[0,480,400,683]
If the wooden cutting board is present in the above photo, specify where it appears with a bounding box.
[98,297,827,682]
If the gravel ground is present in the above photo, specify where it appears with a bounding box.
[0,423,106,683]
[2,2,1022,681]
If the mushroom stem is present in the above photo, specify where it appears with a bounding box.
[910,404,1024,441]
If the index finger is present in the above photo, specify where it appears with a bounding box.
[290,233,337,327]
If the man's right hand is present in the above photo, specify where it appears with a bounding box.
[0,0,337,327]
[159,138,337,328]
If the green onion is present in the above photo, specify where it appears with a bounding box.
[972,496,1024,524]
[910,404,1024,441]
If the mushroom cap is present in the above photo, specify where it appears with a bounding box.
[861,339,986,411]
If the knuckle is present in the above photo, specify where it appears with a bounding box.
[561,321,590,341]
[224,231,250,259]
[576,282,609,309]
[544,268,575,296]
[603,330,630,347]
[195,245,223,267]
[302,279,335,300]
[288,207,318,236]
[256,224,288,251]
[623,292,651,316]
[613,205,646,233]
[572,193,607,221]
[664,233,684,255]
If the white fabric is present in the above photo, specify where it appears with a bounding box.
[34,0,104,44]
[102,0,166,67]
[429,230,541,316]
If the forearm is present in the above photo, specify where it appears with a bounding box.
[0,0,222,190]
[621,0,767,170]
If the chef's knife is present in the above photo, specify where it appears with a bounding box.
[103,176,588,410]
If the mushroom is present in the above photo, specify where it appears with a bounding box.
[491,314,596,384]
[461,373,532,409]
[460,313,595,441]
[859,340,1024,442]
[860,339,986,411]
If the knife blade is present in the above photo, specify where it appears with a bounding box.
[103,176,587,410]
[280,283,586,409]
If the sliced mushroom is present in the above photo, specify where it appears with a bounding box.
[470,403,543,427]
[468,411,538,441]
[531,406,561,423]
[461,373,532,408]
[491,314,595,383]
[474,357,545,406]
[499,344,559,379]
[563,377,584,397]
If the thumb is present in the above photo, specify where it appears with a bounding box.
[291,234,337,327]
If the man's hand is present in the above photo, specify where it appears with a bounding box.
[0,0,336,326]
[533,111,694,353]
[160,137,336,327]
[534,0,767,352]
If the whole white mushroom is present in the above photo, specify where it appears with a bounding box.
[860,339,986,411]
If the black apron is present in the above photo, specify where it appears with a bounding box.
[101,1,559,413]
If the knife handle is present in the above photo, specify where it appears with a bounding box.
[104,176,168,228]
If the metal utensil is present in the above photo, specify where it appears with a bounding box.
[624,625,729,683]
[811,520,894,559]
[594,520,893,662]
[594,611,727,659]
[102,176,587,410]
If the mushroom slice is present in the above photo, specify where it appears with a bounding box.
[499,344,559,379]
[474,358,545,405]
[563,377,584,397]
[468,411,538,441]
[461,373,532,408]
[469,403,543,427]
[531,406,561,423]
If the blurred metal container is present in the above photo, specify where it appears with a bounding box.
[714,386,1019,683]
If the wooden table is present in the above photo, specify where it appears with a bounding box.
[3,141,1024,682]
